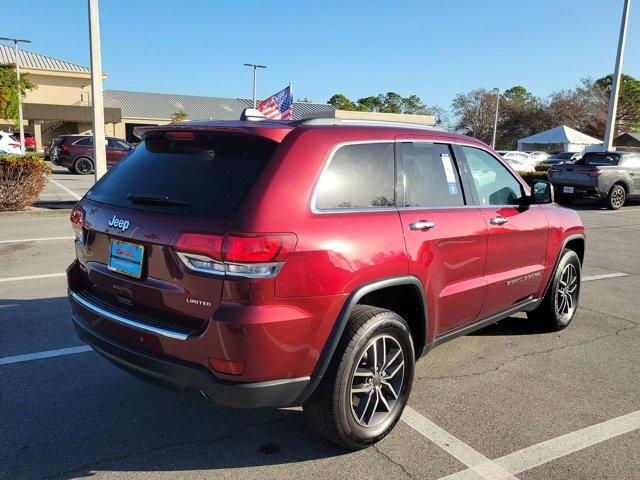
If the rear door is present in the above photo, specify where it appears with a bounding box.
[396,140,487,336]
[79,131,278,332]
[458,145,549,318]
[620,155,640,195]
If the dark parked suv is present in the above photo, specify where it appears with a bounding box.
[51,135,133,174]
[68,117,585,449]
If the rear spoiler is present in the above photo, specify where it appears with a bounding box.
[133,120,294,143]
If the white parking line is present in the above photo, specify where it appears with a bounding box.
[582,272,628,282]
[0,273,66,283]
[0,346,92,366]
[439,410,640,479]
[48,178,82,200]
[0,236,74,244]
[401,407,519,480]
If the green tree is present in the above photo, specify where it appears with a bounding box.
[595,74,640,134]
[328,94,356,110]
[355,96,383,112]
[0,63,36,127]
[169,110,189,124]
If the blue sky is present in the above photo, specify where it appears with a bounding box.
[5,0,640,109]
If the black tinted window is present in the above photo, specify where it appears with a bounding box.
[73,137,92,146]
[87,132,276,218]
[462,146,524,206]
[315,143,395,210]
[581,153,620,166]
[400,143,464,207]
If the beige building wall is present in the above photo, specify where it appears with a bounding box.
[23,70,92,106]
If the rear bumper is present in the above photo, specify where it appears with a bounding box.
[552,183,603,198]
[72,313,311,409]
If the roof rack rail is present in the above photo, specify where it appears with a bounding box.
[291,117,447,132]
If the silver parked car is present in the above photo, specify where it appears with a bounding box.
[549,151,640,209]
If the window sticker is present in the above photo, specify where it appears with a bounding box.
[441,154,458,196]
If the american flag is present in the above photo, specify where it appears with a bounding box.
[258,86,293,120]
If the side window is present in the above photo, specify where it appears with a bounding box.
[74,137,92,146]
[116,140,131,150]
[399,142,465,207]
[462,146,524,206]
[315,143,395,210]
[621,156,640,168]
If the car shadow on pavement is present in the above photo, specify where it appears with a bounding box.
[1,296,346,480]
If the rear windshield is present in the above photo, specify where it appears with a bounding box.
[580,153,620,166]
[86,132,277,218]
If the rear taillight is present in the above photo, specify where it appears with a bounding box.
[173,232,297,278]
[588,170,603,177]
[70,205,86,243]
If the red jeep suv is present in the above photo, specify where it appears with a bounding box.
[68,118,585,449]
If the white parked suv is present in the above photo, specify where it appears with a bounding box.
[0,131,22,154]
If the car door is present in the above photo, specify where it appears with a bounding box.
[396,140,488,337]
[458,145,549,318]
[621,155,640,195]
[106,138,131,167]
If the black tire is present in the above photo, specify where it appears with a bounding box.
[604,183,626,210]
[303,305,415,450]
[527,249,581,331]
[73,157,94,175]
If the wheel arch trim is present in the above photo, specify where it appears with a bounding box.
[296,275,428,404]
[542,233,585,299]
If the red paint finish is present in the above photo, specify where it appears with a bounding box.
[68,120,585,390]
[399,207,487,337]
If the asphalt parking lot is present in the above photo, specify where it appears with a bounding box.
[1,166,639,480]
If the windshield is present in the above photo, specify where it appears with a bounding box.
[87,132,277,218]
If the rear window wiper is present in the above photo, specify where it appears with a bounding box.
[126,193,188,206]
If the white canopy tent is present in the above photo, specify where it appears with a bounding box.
[517,125,603,153]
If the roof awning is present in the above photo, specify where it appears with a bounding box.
[23,103,122,123]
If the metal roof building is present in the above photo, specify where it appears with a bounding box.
[104,89,335,122]
[0,44,89,73]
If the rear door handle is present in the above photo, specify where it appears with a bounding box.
[409,221,436,231]
[490,216,508,225]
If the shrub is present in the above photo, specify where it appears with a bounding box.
[516,170,549,186]
[534,164,550,173]
[0,153,51,211]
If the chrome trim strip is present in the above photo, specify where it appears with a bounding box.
[70,291,190,341]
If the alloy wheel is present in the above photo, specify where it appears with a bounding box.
[611,186,625,209]
[350,335,404,428]
[76,158,93,174]
[555,263,579,320]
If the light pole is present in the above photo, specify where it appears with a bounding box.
[491,87,500,149]
[0,37,31,153]
[243,63,266,108]
[604,0,632,151]
[88,0,107,180]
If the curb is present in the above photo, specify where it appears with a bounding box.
[0,207,72,218]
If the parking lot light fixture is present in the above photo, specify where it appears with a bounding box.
[243,63,267,108]
[0,37,31,153]
[491,87,500,149]
[87,0,107,180]
[604,0,632,151]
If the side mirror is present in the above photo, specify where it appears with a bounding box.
[531,180,554,204]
